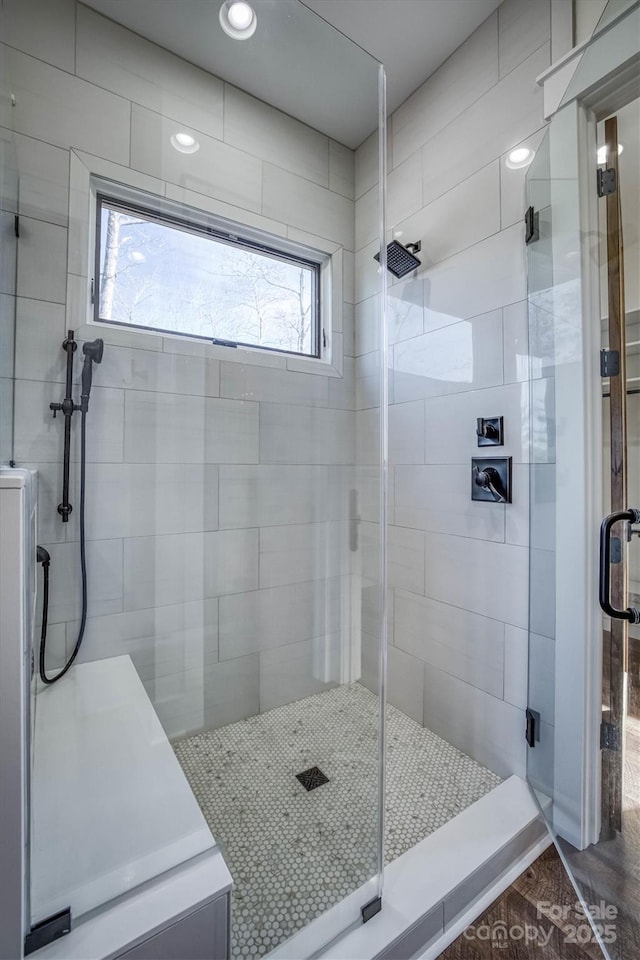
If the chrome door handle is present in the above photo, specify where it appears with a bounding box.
[599,508,640,622]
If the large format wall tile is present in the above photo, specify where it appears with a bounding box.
[220,362,328,407]
[130,105,262,213]
[259,639,335,712]
[76,5,224,140]
[395,464,505,542]
[395,590,505,699]
[219,579,342,659]
[219,464,330,528]
[13,133,69,226]
[72,463,218,541]
[423,531,529,629]
[393,309,504,403]
[16,218,67,304]
[14,380,124,462]
[124,391,259,464]
[392,14,499,169]
[44,537,124,624]
[423,665,526,779]
[498,0,551,79]
[259,403,355,464]
[262,164,354,252]
[75,599,218,667]
[2,0,76,72]
[6,46,131,164]
[421,43,549,208]
[393,161,501,264]
[259,521,346,589]
[123,529,259,611]
[224,84,328,188]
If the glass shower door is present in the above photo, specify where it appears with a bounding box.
[525,4,640,953]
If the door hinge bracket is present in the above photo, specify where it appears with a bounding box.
[600,349,620,377]
[361,896,382,923]
[90,278,95,305]
[525,708,540,748]
[25,908,71,955]
[597,167,617,197]
[524,206,539,245]
[14,214,20,237]
[600,720,620,751]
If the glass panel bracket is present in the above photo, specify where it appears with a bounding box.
[24,908,71,955]
[525,708,540,748]
[361,896,382,923]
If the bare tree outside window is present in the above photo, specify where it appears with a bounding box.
[97,200,319,356]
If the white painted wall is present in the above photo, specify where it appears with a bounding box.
[355,0,553,780]
[2,0,364,740]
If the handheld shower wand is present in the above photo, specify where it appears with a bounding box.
[81,338,104,412]
[40,332,104,684]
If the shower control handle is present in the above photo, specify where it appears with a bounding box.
[473,465,507,503]
[599,508,640,623]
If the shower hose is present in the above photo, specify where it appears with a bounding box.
[38,408,89,685]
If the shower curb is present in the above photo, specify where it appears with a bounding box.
[269,775,549,960]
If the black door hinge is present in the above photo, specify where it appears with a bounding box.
[525,708,540,748]
[322,328,327,349]
[597,167,617,197]
[90,278,95,305]
[600,720,620,751]
[25,908,71,955]
[601,349,619,377]
[361,896,382,923]
[14,214,20,237]
[524,206,539,245]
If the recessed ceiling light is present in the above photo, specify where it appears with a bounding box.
[170,131,200,154]
[219,0,257,39]
[506,146,535,170]
[597,143,623,165]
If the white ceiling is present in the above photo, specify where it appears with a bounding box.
[82,0,502,148]
[300,0,502,116]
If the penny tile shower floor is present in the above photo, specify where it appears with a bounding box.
[173,682,501,959]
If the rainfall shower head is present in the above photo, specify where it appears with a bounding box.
[374,240,421,279]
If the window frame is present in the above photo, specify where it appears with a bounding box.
[93,191,323,359]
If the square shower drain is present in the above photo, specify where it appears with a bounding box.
[295,766,329,791]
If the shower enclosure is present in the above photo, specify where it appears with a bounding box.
[2,0,571,958]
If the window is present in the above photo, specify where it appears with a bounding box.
[94,194,322,357]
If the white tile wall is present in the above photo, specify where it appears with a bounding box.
[498,0,551,79]
[16,218,67,304]
[391,14,499,169]
[13,133,70,226]
[75,5,224,140]
[224,84,328,188]
[358,0,551,780]
[130,105,262,213]
[6,0,365,738]
[1,0,76,72]
[262,163,355,252]
[218,579,341,659]
[6,46,131,164]
[123,392,259,464]
[421,42,549,208]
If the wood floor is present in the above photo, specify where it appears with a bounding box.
[439,846,605,960]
